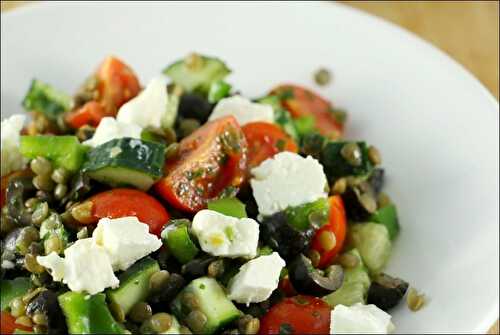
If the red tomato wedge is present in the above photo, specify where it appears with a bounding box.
[155,116,248,213]
[271,84,344,138]
[259,296,331,335]
[77,189,170,236]
[1,311,32,334]
[66,56,140,129]
[242,122,298,172]
[310,195,347,268]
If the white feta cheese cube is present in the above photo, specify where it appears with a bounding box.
[330,303,395,334]
[191,209,259,258]
[92,216,162,271]
[209,95,274,125]
[1,114,27,176]
[250,151,328,216]
[228,252,285,305]
[37,239,119,295]
[117,77,173,129]
[83,116,142,147]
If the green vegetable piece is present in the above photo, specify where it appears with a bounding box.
[22,79,72,121]
[207,197,247,219]
[258,95,299,142]
[163,54,231,94]
[141,129,167,144]
[0,277,32,311]
[321,140,373,182]
[349,223,392,275]
[83,138,166,191]
[13,330,34,334]
[323,249,371,307]
[20,136,88,173]
[58,292,128,334]
[171,277,240,335]
[208,80,232,103]
[284,198,330,231]
[370,204,400,240]
[162,221,199,264]
[162,91,179,129]
[257,245,274,256]
[106,257,160,317]
[293,115,316,137]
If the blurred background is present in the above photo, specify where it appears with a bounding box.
[1,1,499,332]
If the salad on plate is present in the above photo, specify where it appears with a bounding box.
[0,54,416,334]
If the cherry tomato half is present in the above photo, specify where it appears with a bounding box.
[271,84,344,138]
[65,101,105,129]
[79,188,170,236]
[310,195,347,268]
[259,295,331,335]
[242,122,298,172]
[1,311,32,334]
[155,116,248,212]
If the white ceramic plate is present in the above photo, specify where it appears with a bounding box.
[2,2,498,333]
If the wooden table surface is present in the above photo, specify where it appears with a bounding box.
[1,1,499,333]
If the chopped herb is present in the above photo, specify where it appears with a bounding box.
[279,323,294,335]
[276,139,286,151]
[199,283,206,289]
[329,107,347,124]
[279,88,294,100]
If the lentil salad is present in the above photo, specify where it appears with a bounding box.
[0,54,413,334]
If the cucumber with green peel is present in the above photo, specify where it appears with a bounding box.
[162,220,199,264]
[207,197,247,218]
[163,54,231,94]
[323,249,371,307]
[58,292,128,334]
[0,277,32,311]
[106,257,160,316]
[20,135,88,173]
[22,79,73,121]
[370,204,400,240]
[171,277,240,334]
[83,138,165,191]
[284,197,330,231]
[349,223,392,275]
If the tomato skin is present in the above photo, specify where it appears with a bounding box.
[271,84,343,138]
[242,122,298,171]
[311,195,347,268]
[65,101,105,128]
[278,275,298,297]
[66,56,140,129]
[259,296,331,335]
[86,188,170,236]
[1,311,32,334]
[155,116,248,213]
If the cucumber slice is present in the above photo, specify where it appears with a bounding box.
[370,204,400,240]
[207,197,247,219]
[162,220,199,264]
[323,249,371,307]
[20,135,88,172]
[284,198,330,231]
[163,54,230,94]
[22,79,72,121]
[171,277,240,334]
[349,223,392,275]
[0,277,32,311]
[107,257,160,316]
[83,138,165,191]
[58,292,127,334]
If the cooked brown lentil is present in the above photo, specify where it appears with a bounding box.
[314,68,331,86]
[129,302,153,323]
[340,142,362,167]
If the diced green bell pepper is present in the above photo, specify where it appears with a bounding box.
[370,204,400,240]
[20,135,88,172]
[208,80,231,103]
[162,220,199,264]
[58,292,127,334]
[284,198,330,231]
[207,197,247,219]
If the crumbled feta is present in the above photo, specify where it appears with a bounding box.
[330,303,395,334]
[228,252,285,305]
[117,77,173,129]
[83,116,142,147]
[191,209,259,258]
[92,216,162,271]
[250,151,328,216]
[209,95,274,125]
[37,239,119,295]
[1,114,26,176]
